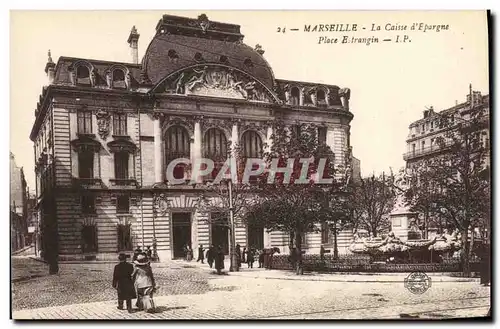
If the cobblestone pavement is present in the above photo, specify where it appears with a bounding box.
[12,257,231,311]
[12,262,490,320]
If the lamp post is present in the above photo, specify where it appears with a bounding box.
[227,179,239,272]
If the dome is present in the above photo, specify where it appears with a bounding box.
[142,14,275,90]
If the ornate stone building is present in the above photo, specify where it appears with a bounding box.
[30,14,355,261]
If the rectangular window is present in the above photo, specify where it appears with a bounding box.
[117,195,130,214]
[81,195,96,215]
[321,221,330,244]
[117,224,133,251]
[412,144,416,154]
[318,127,327,144]
[78,151,94,179]
[114,152,129,179]
[113,113,127,136]
[430,121,434,129]
[81,225,98,253]
[77,111,93,134]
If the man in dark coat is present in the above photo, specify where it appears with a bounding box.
[197,244,205,264]
[236,244,242,269]
[215,245,225,275]
[206,244,215,268]
[247,248,255,268]
[258,249,265,268]
[113,253,136,313]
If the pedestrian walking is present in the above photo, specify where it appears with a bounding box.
[132,246,142,262]
[258,249,265,268]
[215,245,225,275]
[197,244,205,263]
[242,247,247,264]
[112,253,136,313]
[145,246,152,261]
[132,254,157,313]
[236,244,242,269]
[246,248,255,268]
[207,244,215,268]
[186,245,193,261]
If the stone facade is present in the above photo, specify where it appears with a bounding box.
[30,14,357,261]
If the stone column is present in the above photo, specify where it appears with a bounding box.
[265,124,273,152]
[299,88,304,106]
[193,117,203,183]
[153,114,163,183]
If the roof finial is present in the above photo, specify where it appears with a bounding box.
[47,49,53,63]
[131,25,138,34]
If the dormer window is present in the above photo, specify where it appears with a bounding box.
[244,58,253,68]
[168,49,179,62]
[317,89,327,106]
[194,52,204,62]
[112,69,126,89]
[219,56,229,65]
[76,66,91,86]
[291,87,300,106]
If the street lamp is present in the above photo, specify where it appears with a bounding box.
[227,179,239,272]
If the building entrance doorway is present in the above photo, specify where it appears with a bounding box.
[172,213,191,259]
[248,225,264,250]
[211,213,229,255]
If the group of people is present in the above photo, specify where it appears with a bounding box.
[187,243,279,272]
[112,250,158,313]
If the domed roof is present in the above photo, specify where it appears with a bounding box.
[142,14,275,90]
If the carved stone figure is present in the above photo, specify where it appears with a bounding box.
[339,88,351,110]
[283,84,291,104]
[254,44,265,55]
[95,109,111,140]
[69,68,76,85]
[105,70,112,88]
[125,71,132,89]
[185,66,208,92]
[90,68,97,87]
[325,88,331,106]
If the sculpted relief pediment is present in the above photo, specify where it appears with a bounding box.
[158,65,277,103]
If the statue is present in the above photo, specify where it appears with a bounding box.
[185,66,208,92]
[283,84,291,104]
[125,71,132,89]
[95,109,111,140]
[105,70,112,88]
[89,68,97,87]
[339,88,351,110]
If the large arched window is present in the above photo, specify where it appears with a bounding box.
[291,87,300,106]
[241,130,263,184]
[203,128,228,180]
[165,126,191,180]
[241,130,263,158]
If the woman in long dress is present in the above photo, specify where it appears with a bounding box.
[132,254,156,313]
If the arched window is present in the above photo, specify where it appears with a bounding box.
[241,130,263,158]
[317,89,327,106]
[165,126,191,180]
[241,130,263,184]
[203,128,228,180]
[76,66,91,86]
[291,87,300,106]
[112,69,126,89]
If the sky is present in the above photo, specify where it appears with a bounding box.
[10,10,489,190]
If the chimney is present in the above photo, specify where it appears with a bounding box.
[44,50,56,85]
[127,26,140,64]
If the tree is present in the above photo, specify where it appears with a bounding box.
[405,105,490,276]
[244,121,343,274]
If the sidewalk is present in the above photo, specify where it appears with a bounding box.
[185,259,480,283]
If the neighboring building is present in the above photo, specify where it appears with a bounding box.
[396,87,490,239]
[403,86,490,168]
[10,152,28,251]
[30,13,356,261]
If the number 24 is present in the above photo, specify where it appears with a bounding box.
[277,27,286,33]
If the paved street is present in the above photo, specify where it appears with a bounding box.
[12,257,490,320]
